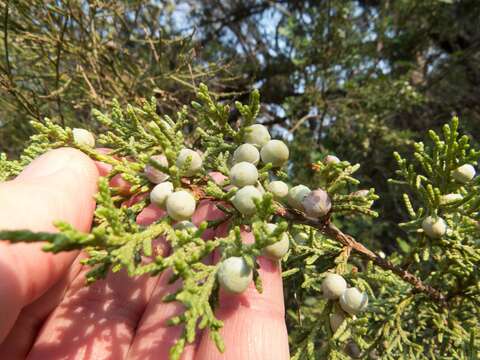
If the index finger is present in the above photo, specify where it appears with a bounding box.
[195,229,290,360]
[0,148,99,342]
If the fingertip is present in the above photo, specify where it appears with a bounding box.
[136,204,166,226]
[215,228,285,318]
[1,148,99,232]
[208,172,228,185]
[94,148,117,176]
[192,200,226,226]
[111,174,131,194]
[15,148,98,185]
[197,252,289,359]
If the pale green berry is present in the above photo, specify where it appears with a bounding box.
[267,180,289,200]
[176,149,203,177]
[72,128,95,147]
[232,185,262,215]
[322,273,347,300]
[233,143,260,165]
[329,309,346,333]
[294,231,309,244]
[145,155,169,184]
[304,296,317,306]
[302,189,332,218]
[422,216,447,238]
[174,220,197,232]
[440,193,463,205]
[287,185,311,210]
[452,164,476,184]
[262,223,290,260]
[150,181,173,209]
[217,256,253,293]
[166,190,196,221]
[324,155,340,164]
[339,287,368,315]
[244,124,271,147]
[229,162,259,187]
[260,139,289,167]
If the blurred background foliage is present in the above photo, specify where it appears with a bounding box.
[1,0,480,253]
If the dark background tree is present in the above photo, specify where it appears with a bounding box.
[184,0,480,249]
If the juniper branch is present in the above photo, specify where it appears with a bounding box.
[279,207,448,306]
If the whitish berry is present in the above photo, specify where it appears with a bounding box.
[233,143,260,165]
[229,162,259,187]
[262,223,290,260]
[260,140,289,167]
[287,185,311,210]
[150,181,173,209]
[324,155,340,164]
[176,149,203,177]
[174,220,198,232]
[302,189,332,218]
[322,273,347,300]
[144,155,169,184]
[452,164,476,184]
[244,124,271,147]
[294,231,309,244]
[440,193,463,205]
[329,309,346,333]
[217,256,253,293]
[339,287,368,315]
[422,216,447,238]
[72,128,95,147]
[232,185,262,215]
[166,190,196,221]
[267,180,289,200]
[304,296,317,306]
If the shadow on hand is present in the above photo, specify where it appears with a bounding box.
[27,267,156,360]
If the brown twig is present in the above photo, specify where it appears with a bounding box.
[3,0,11,78]
[55,14,69,126]
[279,207,448,307]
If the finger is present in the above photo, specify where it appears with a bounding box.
[26,203,165,360]
[0,255,83,358]
[94,148,131,194]
[93,148,113,176]
[126,270,197,360]
[0,148,99,342]
[26,267,159,360]
[195,230,290,360]
[127,200,224,360]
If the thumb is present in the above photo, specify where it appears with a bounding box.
[0,147,99,342]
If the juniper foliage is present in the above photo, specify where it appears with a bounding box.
[0,87,479,359]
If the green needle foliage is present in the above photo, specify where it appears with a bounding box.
[1,87,479,359]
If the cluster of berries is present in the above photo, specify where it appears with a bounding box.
[146,149,202,222]
[219,124,291,293]
[73,125,362,302]
[421,164,476,239]
[230,124,289,215]
[321,273,368,333]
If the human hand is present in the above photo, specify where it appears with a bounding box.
[0,148,289,359]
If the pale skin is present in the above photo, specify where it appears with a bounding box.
[0,148,290,359]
